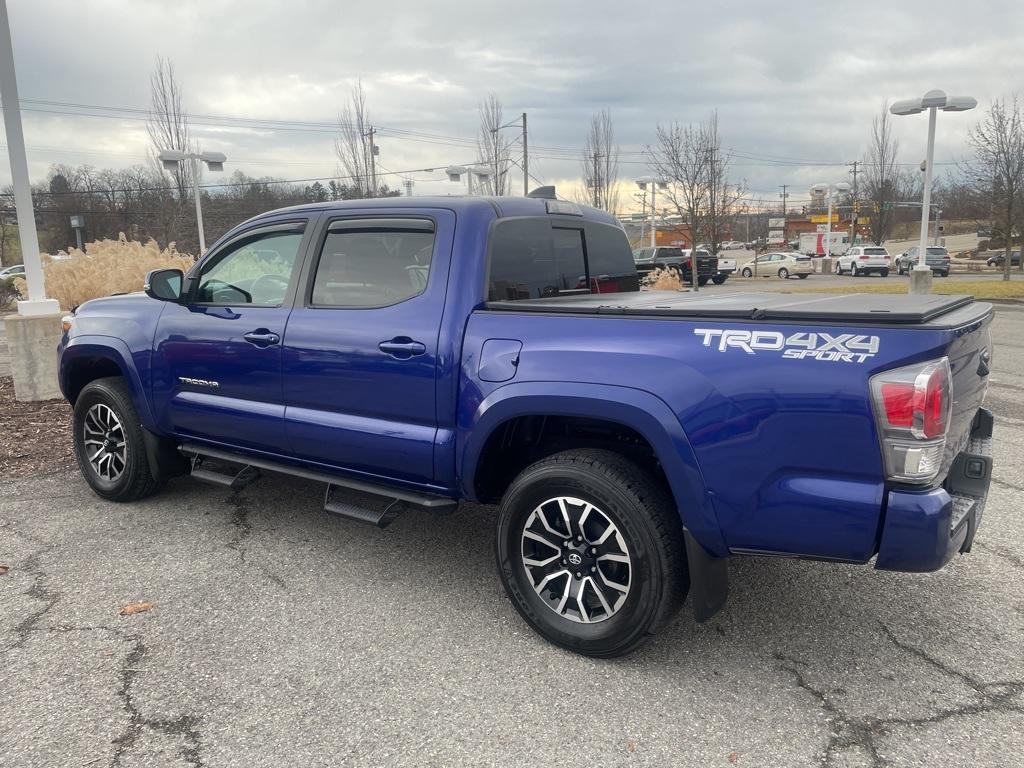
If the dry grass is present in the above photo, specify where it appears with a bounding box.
[644,266,684,291]
[12,234,194,310]
[792,280,1024,300]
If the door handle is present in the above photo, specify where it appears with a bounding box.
[378,337,427,359]
[242,329,280,347]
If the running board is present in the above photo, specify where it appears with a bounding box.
[178,443,458,518]
[189,455,262,491]
[324,485,404,528]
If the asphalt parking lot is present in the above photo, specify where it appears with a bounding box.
[2,299,1023,768]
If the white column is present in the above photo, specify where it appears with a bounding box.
[917,107,938,269]
[0,0,58,315]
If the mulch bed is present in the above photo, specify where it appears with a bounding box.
[0,376,75,478]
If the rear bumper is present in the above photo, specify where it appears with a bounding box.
[875,408,993,572]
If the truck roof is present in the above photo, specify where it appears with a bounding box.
[244,195,621,228]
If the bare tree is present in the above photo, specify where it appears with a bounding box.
[147,56,192,201]
[334,80,377,198]
[860,102,914,245]
[578,110,621,212]
[476,94,512,196]
[647,112,744,287]
[966,96,1024,279]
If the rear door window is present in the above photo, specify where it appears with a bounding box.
[310,218,435,308]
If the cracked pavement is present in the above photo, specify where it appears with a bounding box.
[1,304,1023,767]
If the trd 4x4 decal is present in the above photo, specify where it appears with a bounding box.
[693,328,880,363]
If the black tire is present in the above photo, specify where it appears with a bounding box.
[898,263,905,275]
[939,270,949,277]
[851,262,859,276]
[697,276,709,287]
[797,273,809,279]
[495,449,688,658]
[778,267,789,279]
[73,377,165,502]
[711,274,727,285]
[880,269,889,278]
[741,267,752,278]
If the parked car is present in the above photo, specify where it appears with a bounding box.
[739,251,812,279]
[0,263,26,279]
[986,251,1022,267]
[896,246,951,276]
[713,255,736,285]
[977,227,992,238]
[634,245,718,286]
[836,246,891,277]
[58,195,994,657]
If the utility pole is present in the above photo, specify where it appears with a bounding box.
[522,112,528,197]
[363,126,377,197]
[779,184,789,245]
[847,161,859,244]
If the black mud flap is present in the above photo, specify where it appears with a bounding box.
[141,427,189,481]
[685,530,729,622]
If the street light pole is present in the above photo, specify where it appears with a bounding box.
[0,0,56,316]
[191,156,206,254]
[159,149,226,255]
[890,90,976,294]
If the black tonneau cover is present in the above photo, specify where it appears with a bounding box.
[484,291,983,327]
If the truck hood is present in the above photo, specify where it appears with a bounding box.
[74,291,153,315]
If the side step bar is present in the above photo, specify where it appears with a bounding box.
[179,442,457,528]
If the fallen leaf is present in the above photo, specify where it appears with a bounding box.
[728,752,739,763]
[627,741,637,753]
[0,565,9,575]
[119,601,154,616]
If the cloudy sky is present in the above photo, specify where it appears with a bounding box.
[3,0,1023,211]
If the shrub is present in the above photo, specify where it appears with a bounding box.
[0,276,20,310]
[643,266,684,292]
[13,235,195,310]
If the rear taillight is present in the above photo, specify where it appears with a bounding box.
[870,358,952,483]
[859,255,870,260]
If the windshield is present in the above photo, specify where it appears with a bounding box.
[927,247,948,256]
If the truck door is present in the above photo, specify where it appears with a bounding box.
[280,211,455,488]
[150,219,312,454]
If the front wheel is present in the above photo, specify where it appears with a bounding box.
[73,377,164,502]
[778,267,789,279]
[495,449,688,658]
[851,262,859,276]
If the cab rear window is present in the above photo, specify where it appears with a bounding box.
[487,217,638,301]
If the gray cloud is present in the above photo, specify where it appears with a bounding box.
[3,0,1022,206]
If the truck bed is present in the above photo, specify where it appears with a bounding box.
[484,291,988,328]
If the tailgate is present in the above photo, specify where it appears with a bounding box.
[939,309,994,480]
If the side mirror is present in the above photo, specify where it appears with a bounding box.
[145,268,184,302]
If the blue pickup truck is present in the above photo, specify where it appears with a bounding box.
[57,194,994,657]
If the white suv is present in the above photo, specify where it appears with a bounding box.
[837,246,891,277]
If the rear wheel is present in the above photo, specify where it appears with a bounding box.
[741,267,753,278]
[880,268,889,277]
[797,273,809,279]
[711,274,727,285]
[778,267,789,279]
[495,449,688,658]
[73,377,164,502]
[698,276,709,287]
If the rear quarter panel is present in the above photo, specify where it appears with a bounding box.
[459,309,983,562]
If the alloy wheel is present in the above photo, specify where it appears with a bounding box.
[520,496,632,624]
[82,403,127,482]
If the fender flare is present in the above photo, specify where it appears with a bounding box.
[59,335,158,430]
[458,381,728,556]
